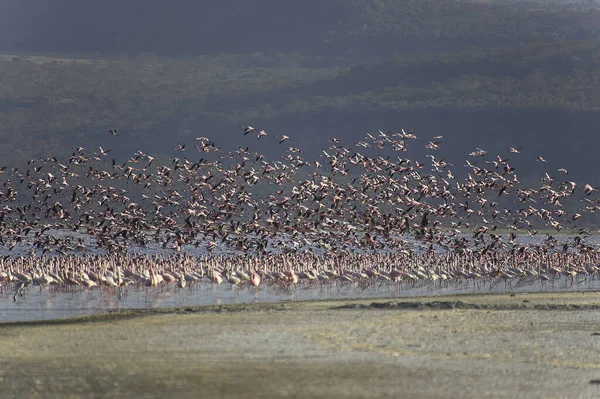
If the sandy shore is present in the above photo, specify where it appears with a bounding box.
[1,292,600,398]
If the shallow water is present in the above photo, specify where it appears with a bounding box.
[1,231,599,322]
[2,276,598,322]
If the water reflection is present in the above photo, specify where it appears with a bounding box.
[2,275,598,323]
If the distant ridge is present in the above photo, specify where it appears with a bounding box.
[0,0,599,57]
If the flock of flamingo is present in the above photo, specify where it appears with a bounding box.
[0,125,599,301]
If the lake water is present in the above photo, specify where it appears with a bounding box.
[1,231,599,322]
[2,274,599,323]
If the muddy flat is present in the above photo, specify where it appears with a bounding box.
[1,292,600,398]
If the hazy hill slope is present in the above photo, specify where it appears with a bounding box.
[1,0,599,58]
[0,1,599,183]
[1,39,599,178]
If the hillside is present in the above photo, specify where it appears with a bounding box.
[0,1,599,182]
[1,0,600,57]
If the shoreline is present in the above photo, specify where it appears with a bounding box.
[1,291,600,398]
[3,290,600,326]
